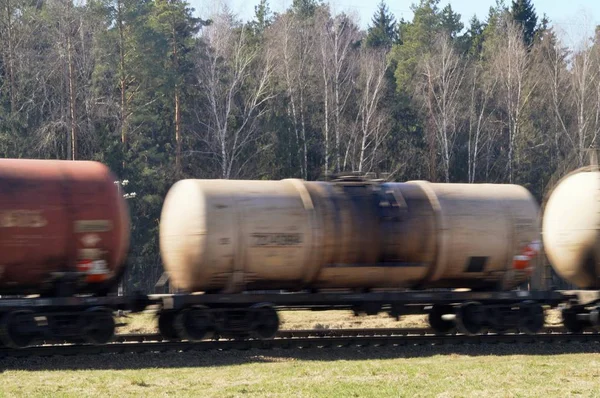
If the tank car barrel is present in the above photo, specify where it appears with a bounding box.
[160,178,540,293]
[0,158,130,296]
[543,168,600,289]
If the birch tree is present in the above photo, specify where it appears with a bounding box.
[488,18,535,182]
[318,12,359,174]
[194,12,275,179]
[466,60,498,183]
[417,34,465,182]
[570,38,600,165]
[347,48,388,173]
[537,28,573,165]
[270,11,317,179]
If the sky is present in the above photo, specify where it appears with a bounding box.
[188,0,600,47]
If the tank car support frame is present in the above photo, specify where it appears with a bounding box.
[158,302,280,341]
[0,294,150,348]
[152,290,569,340]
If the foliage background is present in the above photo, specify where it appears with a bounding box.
[0,0,595,292]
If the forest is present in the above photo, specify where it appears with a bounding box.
[0,0,598,291]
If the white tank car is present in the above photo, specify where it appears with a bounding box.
[543,168,600,288]
[159,178,541,293]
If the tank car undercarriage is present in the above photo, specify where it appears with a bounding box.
[0,289,598,348]
[0,295,147,348]
[150,289,592,341]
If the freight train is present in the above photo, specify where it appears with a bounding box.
[0,158,597,348]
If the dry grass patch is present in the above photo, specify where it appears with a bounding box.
[115,312,158,334]
[279,310,428,329]
[116,307,564,334]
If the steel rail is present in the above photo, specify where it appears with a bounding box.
[109,325,580,342]
[4,329,600,358]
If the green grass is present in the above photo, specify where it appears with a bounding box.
[1,344,600,397]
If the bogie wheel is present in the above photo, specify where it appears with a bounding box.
[83,307,116,345]
[428,305,455,334]
[0,310,37,348]
[251,304,279,339]
[518,301,545,335]
[175,306,213,341]
[456,302,484,335]
[562,307,586,333]
[158,311,179,340]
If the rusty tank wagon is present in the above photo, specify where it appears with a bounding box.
[157,176,548,340]
[0,158,133,347]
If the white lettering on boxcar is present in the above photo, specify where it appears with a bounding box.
[0,210,47,228]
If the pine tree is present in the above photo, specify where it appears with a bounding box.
[510,0,537,46]
[291,0,320,18]
[149,0,204,173]
[440,4,463,38]
[251,0,272,34]
[366,1,398,49]
[464,15,485,57]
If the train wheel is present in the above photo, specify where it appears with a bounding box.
[0,310,37,348]
[518,301,545,335]
[83,307,115,345]
[428,305,454,334]
[456,302,484,335]
[251,304,279,339]
[175,306,213,341]
[562,308,585,333]
[158,311,179,340]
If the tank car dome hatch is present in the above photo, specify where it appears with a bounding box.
[543,169,600,288]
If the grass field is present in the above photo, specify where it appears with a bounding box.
[1,343,600,397]
[2,309,587,397]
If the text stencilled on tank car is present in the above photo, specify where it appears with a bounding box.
[74,220,113,233]
[250,233,303,247]
[0,210,47,228]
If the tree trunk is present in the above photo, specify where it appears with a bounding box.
[173,27,181,172]
[67,17,78,161]
[321,49,330,177]
[118,0,128,167]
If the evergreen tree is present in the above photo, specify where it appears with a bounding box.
[250,0,272,34]
[149,0,204,173]
[440,4,463,38]
[464,15,485,57]
[365,1,397,49]
[510,0,537,46]
[291,0,320,18]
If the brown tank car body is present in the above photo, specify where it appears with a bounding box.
[160,178,540,293]
[543,168,600,289]
[0,158,130,294]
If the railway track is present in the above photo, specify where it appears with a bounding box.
[109,325,576,343]
[2,326,599,358]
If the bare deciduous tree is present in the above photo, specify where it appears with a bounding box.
[570,37,600,164]
[194,13,275,179]
[488,18,536,182]
[270,11,317,179]
[318,12,359,175]
[351,48,388,173]
[417,34,465,183]
[466,60,498,183]
[538,31,574,163]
